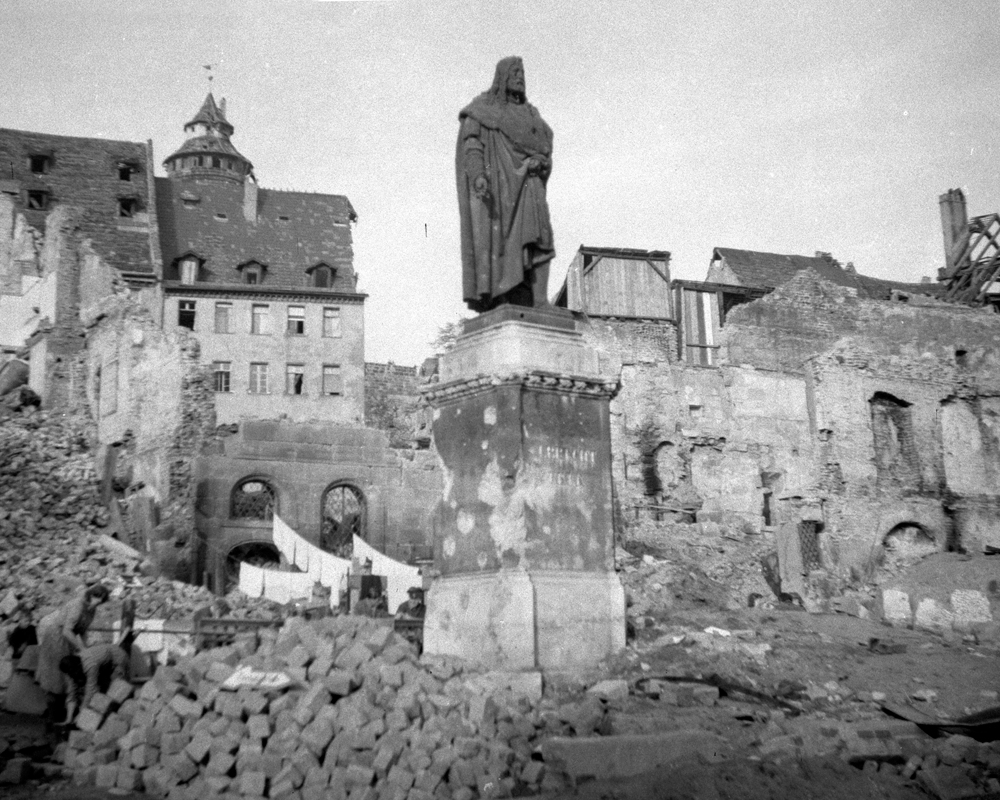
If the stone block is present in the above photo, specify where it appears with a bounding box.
[301,718,335,757]
[185,731,213,763]
[539,731,730,779]
[76,707,105,733]
[307,656,334,681]
[107,678,134,704]
[915,599,955,633]
[167,753,199,784]
[950,590,992,628]
[586,679,629,703]
[324,669,357,697]
[247,713,271,739]
[116,766,142,792]
[89,692,114,715]
[131,744,160,769]
[335,642,374,671]
[206,751,236,776]
[345,763,375,789]
[206,661,236,683]
[94,763,118,788]
[239,770,268,796]
[881,588,912,626]
[918,766,981,800]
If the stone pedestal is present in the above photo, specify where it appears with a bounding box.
[421,307,626,672]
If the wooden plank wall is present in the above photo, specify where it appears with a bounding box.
[584,257,671,317]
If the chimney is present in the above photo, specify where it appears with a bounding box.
[243,175,258,224]
[220,98,227,116]
[939,188,968,275]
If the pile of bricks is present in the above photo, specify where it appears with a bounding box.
[59,613,601,799]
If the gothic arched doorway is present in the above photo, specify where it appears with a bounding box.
[321,483,366,558]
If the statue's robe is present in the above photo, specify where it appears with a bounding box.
[457,92,554,312]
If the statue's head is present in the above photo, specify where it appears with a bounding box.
[489,57,526,102]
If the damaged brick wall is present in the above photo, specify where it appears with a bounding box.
[364,362,431,447]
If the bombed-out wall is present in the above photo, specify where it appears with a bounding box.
[193,420,441,592]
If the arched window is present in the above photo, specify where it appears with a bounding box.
[307,263,335,288]
[320,483,365,557]
[231,478,277,520]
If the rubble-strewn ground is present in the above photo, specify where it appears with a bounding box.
[2,407,999,800]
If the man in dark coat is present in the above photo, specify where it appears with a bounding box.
[457,57,555,312]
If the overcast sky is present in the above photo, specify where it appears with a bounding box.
[3,0,998,365]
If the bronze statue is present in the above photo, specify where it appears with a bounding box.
[457,57,555,312]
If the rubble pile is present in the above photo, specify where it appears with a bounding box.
[0,409,277,681]
[59,614,599,799]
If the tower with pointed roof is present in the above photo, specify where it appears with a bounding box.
[163,93,253,183]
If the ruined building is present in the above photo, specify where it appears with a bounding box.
[553,241,1000,622]
[0,96,439,591]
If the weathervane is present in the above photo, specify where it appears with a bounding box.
[203,64,215,91]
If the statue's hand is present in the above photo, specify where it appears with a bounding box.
[527,155,551,176]
[473,174,491,201]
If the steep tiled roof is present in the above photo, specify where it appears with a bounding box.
[185,93,233,135]
[712,247,940,301]
[155,176,357,291]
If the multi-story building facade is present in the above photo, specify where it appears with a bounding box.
[156,95,365,424]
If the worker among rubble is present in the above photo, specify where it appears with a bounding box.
[352,583,388,617]
[59,602,134,724]
[395,586,426,620]
[34,582,110,720]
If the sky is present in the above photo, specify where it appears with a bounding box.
[2,0,999,365]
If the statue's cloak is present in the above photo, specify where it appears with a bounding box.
[457,58,555,311]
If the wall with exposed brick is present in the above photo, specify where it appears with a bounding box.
[364,362,432,447]
[722,268,999,374]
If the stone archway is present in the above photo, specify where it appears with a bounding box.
[320,483,366,558]
[225,541,280,593]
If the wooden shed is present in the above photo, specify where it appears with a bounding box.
[554,246,672,319]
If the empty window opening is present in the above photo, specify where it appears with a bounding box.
[214,302,231,333]
[249,362,269,394]
[231,479,277,520]
[286,364,305,395]
[244,265,261,284]
[322,364,342,396]
[117,162,136,181]
[798,520,823,571]
[869,392,921,490]
[178,300,196,330]
[118,197,139,217]
[212,361,231,393]
[762,491,772,527]
[278,215,290,222]
[287,306,305,335]
[214,212,228,221]
[211,156,221,169]
[29,155,50,174]
[26,190,48,210]
[321,484,365,557]
[955,349,968,367]
[313,266,333,288]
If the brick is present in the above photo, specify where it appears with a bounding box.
[247,713,271,739]
[88,692,114,716]
[206,751,236,776]
[206,661,236,683]
[166,753,199,784]
[345,763,375,789]
[68,729,94,750]
[242,690,269,716]
[301,718,335,757]
[131,744,160,769]
[170,694,204,719]
[205,775,232,794]
[285,645,312,669]
[94,716,129,748]
[307,655,334,681]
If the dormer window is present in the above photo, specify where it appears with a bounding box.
[178,255,200,285]
[307,263,335,288]
[238,260,266,285]
[29,154,51,175]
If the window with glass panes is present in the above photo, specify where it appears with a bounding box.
[251,304,269,334]
[286,364,305,395]
[249,363,268,394]
[287,305,305,335]
[322,307,341,338]
[213,361,231,392]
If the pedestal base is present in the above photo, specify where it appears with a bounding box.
[423,570,626,673]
